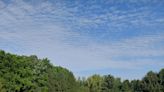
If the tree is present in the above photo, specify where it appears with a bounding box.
[121,80,132,92]
[142,71,161,92]
[87,74,103,92]
[131,80,143,92]
[0,78,6,92]
[158,69,164,91]
[76,77,90,92]
[101,75,121,92]
[47,66,77,92]
[0,50,164,92]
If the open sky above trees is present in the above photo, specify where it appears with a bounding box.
[0,0,164,80]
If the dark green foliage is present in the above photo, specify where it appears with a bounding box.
[0,78,6,92]
[159,69,164,91]
[47,66,77,92]
[0,50,164,92]
[101,75,121,92]
[121,80,132,92]
[131,80,143,92]
[141,71,163,92]
[0,50,77,92]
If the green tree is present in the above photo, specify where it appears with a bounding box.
[0,78,6,92]
[76,77,89,92]
[159,69,164,91]
[131,80,142,92]
[0,50,164,92]
[47,66,77,92]
[101,75,121,92]
[142,71,161,92]
[121,80,132,92]
[87,74,103,92]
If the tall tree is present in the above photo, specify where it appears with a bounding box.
[142,71,161,92]
[121,80,132,92]
[131,80,143,92]
[87,74,103,92]
[101,75,121,92]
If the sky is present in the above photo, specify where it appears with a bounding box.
[0,0,164,80]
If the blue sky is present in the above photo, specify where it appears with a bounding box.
[0,0,164,80]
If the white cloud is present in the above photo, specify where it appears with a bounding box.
[0,0,163,79]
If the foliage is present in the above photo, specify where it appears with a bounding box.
[86,74,103,92]
[0,50,77,92]
[0,50,164,92]
[101,75,121,92]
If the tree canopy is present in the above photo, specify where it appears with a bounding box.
[0,50,163,92]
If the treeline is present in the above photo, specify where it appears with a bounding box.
[77,70,164,92]
[0,50,163,92]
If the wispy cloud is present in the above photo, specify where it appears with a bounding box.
[0,0,163,79]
